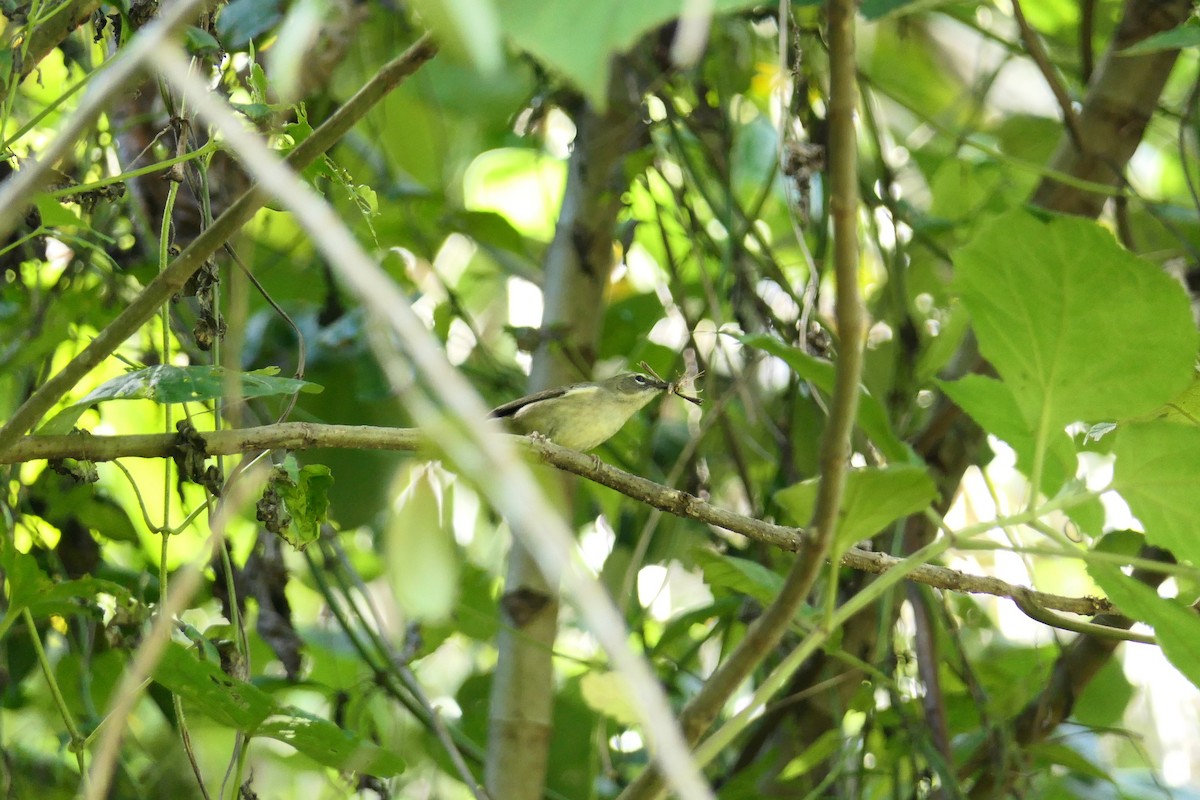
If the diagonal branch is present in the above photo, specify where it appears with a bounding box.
[0,34,438,453]
[618,1,867,794]
[1011,0,1085,151]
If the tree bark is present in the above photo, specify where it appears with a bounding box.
[485,86,647,799]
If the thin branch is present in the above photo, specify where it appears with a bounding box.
[1011,588,1154,645]
[1,423,1118,617]
[618,5,866,794]
[1079,0,1096,83]
[1011,0,1085,151]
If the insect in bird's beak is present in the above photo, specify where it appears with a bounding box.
[639,362,703,406]
[670,373,703,406]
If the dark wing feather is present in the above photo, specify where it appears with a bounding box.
[489,385,572,418]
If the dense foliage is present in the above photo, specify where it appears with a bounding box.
[2,0,1200,798]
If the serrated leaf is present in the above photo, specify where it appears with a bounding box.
[954,211,1195,431]
[776,465,937,557]
[736,333,913,463]
[155,643,405,776]
[1129,371,1200,426]
[1111,422,1200,565]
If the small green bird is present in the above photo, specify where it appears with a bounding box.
[490,372,671,451]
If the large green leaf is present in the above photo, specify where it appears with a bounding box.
[938,374,1076,493]
[80,365,322,405]
[953,211,1195,431]
[1111,422,1200,565]
[776,465,937,557]
[155,643,405,776]
[1090,564,1200,691]
[496,0,770,106]
[386,466,460,623]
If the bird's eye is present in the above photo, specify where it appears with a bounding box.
[633,375,647,385]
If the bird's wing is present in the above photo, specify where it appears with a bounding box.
[488,385,573,418]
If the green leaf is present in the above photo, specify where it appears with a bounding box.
[386,466,460,623]
[736,334,913,463]
[216,0,284,49]
[953,211,1196,431]
[693,549,783,606]
[780,729,843,779]
[1111,422,1200,565]
[1090,564,1200,691]
[1119,18,1200,56]
[155,643,405,776]
[776,465,937,557]
[35,195,84,228]
[579,671,640,725]
[1128,370,1200,426]
[40,365,322,433]
[1074,657,1135,728]
[0,537,129,634]
[1027,741,1112,782]
[270,463,333,550]
[497,0,764,106]
[83,365,321,405]
[231,102,274,124]
[409,0,504,73]
[31,469,139,543]
[938,374,1076,494]
[183,26,222,57]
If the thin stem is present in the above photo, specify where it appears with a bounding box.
[22,608,89,783]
